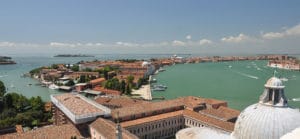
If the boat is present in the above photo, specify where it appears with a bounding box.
[49,84,59,90]
[152,84,167,89]
[152,87,166,91]
[279,78,288,82]
[158,67,166,72]
[292,98,300,102]
[150,78,157,83]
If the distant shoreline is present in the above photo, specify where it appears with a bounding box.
[0,56,16,65]
[53,54,95,57]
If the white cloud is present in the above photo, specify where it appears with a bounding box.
[262,32,284,39]
[50,42,76,47]
[262,24,300,39]
[50,42,103,48]
[0,41,16,47]
[221,33,252,43]
[115,42,139,47]
[186,35,192,40]
[172,40,186,46]
[285,24,300,36]
[199,39,212,45]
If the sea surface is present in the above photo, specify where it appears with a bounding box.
[152,60,300,110]
[0,54,299,111]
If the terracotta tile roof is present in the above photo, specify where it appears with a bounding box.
[180,96,227,109]
[95,97,150,109]
[0,124,82,139]
[183,109,235,132]
[111,99,184,119]
[121,110,184,127]
[93,87,121,96]
[53,93,103,115]
[200,106,240,121]
[89,118,138,139]
[89,78,105,84]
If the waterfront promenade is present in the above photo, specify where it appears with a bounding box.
[131,85,152,100]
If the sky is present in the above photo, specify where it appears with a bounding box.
[0,0,300,56]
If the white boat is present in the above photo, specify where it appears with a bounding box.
[150,78,157,83]
[49,84,59,90]
[152,87,166,91]
[158,67,166,72]
[153,84,167,89]
[279,78,288,82]
[292,98,300,102]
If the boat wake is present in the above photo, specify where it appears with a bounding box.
[292,98,300,102]
[234,71,259,79]
[0,75,8,78]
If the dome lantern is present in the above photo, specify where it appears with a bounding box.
[259,76,288,107]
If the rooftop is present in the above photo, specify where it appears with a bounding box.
[89,78,105,84]
[183,109,235,132]
[52,93,104,116]
[89,118,138,139]
[0,124,82,139]
[200,106,240,122]
[51,93,111,124]
[121,110,183,127]
[95,97,150,109]
[112,98,184,119]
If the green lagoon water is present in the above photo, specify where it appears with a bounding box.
[0,55,299,111]
[152,60,300,110]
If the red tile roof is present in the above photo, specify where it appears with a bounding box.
[0,124,82,139]
[89,118,138,139]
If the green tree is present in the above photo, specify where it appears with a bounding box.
[79,75,86,83]
[51,64,59,69]
[125,84,132,95]
[0,80,6,97]
[3,93,14,108]
[126,75,134,85]
[137,78,143,88]
[120,80,126,94]
[65,80,75,86]
[71,64,79,72]
[30,96,44,111]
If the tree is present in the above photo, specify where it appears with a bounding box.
[3,93,13,108]
[125,84,132,95]
[137,78,143,88]
[0,80,6,97]
[30,96,44,111]
[65,80,75,86]
[71,64,79,72]
[51,64,59,69]
[79,75,86,83]
[120,80,126,94]
[126,75,134,85]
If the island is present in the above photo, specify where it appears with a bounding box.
[0,56,16,65]
[53,54,95,57]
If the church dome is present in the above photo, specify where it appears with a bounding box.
[264,77,284,88]
[231,76,300,139]
[176,127,230,139]
[231,104,300,139]
[280,127,300,139]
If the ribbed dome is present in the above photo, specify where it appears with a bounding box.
[264,77,284,88]
[176,127,230,139]
[280,127,300,139]
[231,104,300,139]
